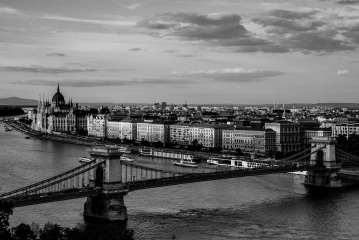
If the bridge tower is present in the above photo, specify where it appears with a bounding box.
[304,137,342,188]
[84,146,128,222]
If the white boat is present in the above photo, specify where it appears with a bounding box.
[207,157,232,166]
[174,159,198,168]
[120,154,134,162]
[118,147,132,154]
[79,157,93,163]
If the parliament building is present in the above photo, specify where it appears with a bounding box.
[30,84,87,133]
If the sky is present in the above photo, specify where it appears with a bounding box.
[1,0,359,105]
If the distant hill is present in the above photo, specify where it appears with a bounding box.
[0,97,38,106]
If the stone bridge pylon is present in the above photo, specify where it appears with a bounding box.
[304,136,342,188]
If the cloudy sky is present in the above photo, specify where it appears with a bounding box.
[1,0,359,104]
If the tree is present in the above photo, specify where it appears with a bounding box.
[235,148,242,156]
[266,150,275,158]
[0,200,14,240]
[11,223,37,240]
[154,141,163,148]
[39,223,64,240]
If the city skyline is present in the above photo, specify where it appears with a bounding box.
[1,0,359,104]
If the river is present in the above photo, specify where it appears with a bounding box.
[1,122,359,239]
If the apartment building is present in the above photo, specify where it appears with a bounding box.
[87,114,107,138]
[222,128,276,155]
[119,120,138,140]
[137,121,171,143]
[331,122,359,138]
[264,121,301,153]
[170,124,191,145]
[300,127,332,148]
[189,124,232,148]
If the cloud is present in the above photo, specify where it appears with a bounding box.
[337,0,359,4]
[252,9,358,54]
[41,15,135,27]
[11,77,193,87]
[136,12,287,53]
[0,7,19,15]
[252,17,323,32]
[128,47,143,52]
[173,68,285,82]
[126,3,143,10]
[163,50,178,54]
[46,53,65,57]
[176,54,196,57]
[336,70,350,75]
[0,65,97,74]
[263,9,319,20]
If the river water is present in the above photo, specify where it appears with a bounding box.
[1,122,359,239]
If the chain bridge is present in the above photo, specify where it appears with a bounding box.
[1,136,358,222]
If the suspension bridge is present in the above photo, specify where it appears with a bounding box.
[0,136,358,222]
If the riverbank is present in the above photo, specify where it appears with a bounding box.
[5,121,228,159]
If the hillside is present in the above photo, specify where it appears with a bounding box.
[0,97,38,105]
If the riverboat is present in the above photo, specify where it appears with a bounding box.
[207,157,277,169]
[139,148,153,156]
[141,148,200,162]
[79,157,93,163]
[118,146,131,154]
[120,154,134,162]
[174,159,198,168]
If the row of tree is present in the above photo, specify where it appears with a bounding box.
[337,133,359,156]
[0,107,24,117]
[0,201,134,240]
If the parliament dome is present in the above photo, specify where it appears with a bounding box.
[51,83,65,105]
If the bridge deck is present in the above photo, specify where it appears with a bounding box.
[3,166,319,207]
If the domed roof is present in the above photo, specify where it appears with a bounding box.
[52,83,65,104]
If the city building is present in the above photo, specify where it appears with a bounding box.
[300,127,332,149]
[264,121,301,153]
[137,121,171,143]
[30,84,86,133]
[189,124,232,148]
[170,124,191,145]
[222,128,276,155]
[331,122,359,138]
[87,114,108,138]
[119,119,138,140]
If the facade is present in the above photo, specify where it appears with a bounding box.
[331,122,359,138]
[170,124,191,145]
[87,114,108,138]
[119,120,138,140]
[300,127,332,149]
[189,124,232,148]
[264,121,301,153]
[31,84,86,133]
[107,120,121,139]
[137,121,171,143]
[222,128,276,155]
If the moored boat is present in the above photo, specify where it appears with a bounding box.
[120,154,134,162]
[25,136,30,139]
[174,159,198,168]
[79,157,93,163]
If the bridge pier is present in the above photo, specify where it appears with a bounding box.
[84,194,128,222]
[304,168,342,188]
[304,137,342,188]
[85,146,128,222]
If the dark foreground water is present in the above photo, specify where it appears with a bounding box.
[1,122,359,239]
